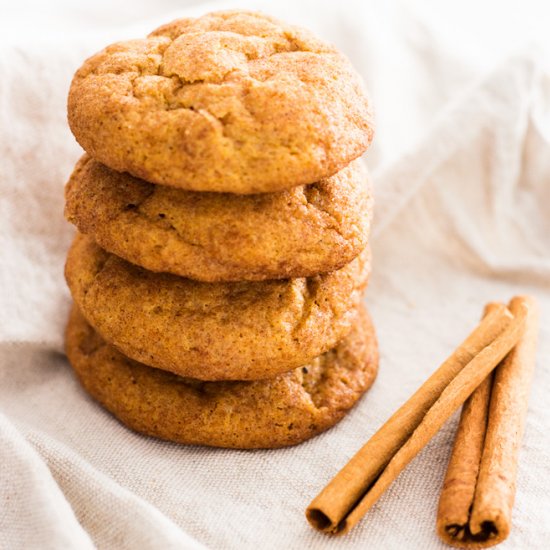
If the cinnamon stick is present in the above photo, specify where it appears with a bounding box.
[437,295,539,548]
[306,300,528,535]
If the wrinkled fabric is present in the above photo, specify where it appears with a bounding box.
[1,1,549,548]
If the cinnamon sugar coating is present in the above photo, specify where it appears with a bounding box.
[65,234,371,380]
[65,156,373,281]
[68,10,374,193]
[65,304,378,448]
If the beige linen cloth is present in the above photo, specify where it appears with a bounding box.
[1,1,549,548]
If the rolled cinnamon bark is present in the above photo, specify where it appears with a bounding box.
[436,375,493,541]
[306,300,528,535]
[437,296,539,548]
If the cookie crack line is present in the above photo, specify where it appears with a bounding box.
[80,253,118,298]
[91,19,336,85]
[299,367,332,410]
[123,187,156,213]
[291,277,321,340]
[302,191,348,239]
[113,198,208,252]
[79,334,109,357]
[127,72,244,148]
[124,193,351,256]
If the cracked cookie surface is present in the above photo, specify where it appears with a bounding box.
[65,304,378,448]
[67,10,374,193]
[65,234,371,380]
[65,156,373,281]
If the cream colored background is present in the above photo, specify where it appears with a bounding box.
[1,1,549,548]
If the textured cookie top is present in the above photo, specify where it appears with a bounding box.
[66,304,378,448]
[65,234,371,380]
[65,156,373,281]
[68,10,374,193]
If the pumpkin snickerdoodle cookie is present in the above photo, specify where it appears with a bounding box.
[67,10,373,193]
[65,156,373,282]
[65,234,371,381]
[65,304,378,449]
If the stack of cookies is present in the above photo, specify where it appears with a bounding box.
[63,10,378,449]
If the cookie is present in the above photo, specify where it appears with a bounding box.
[65,304,378,449]
[67,10,374,194]
[65,156,373,282]
[65,234,371,380]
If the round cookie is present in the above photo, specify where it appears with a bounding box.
[65,234,371,380]
[65,304,378,449]
[65,156,373,282]
[67,10,374,194]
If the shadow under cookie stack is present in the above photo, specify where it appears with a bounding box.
[63,10,378,449]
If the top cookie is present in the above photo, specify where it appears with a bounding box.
[67,10,374,193]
